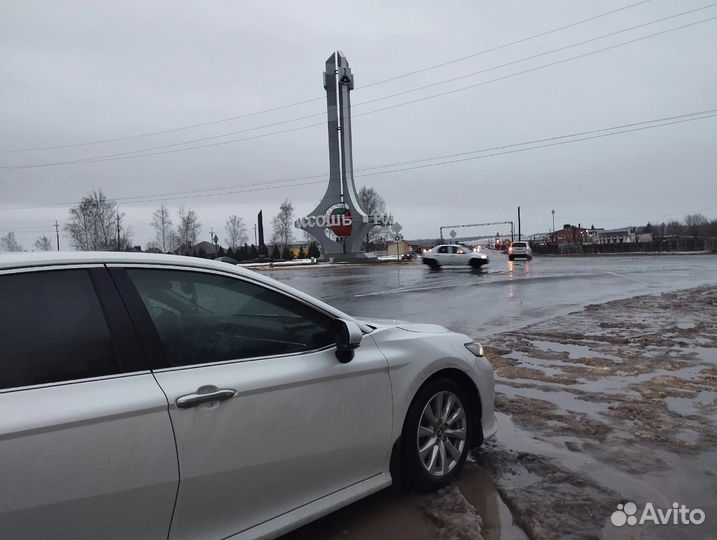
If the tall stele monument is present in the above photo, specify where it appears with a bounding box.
[295,51,393,258]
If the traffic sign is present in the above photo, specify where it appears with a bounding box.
[394,234,403,242]
[392,222,403,234]
[449,229,457,239]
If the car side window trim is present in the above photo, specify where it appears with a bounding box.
[89,268,149,374]
[108,267,172,370]
[0,371,153,395]
[150,343,337,374]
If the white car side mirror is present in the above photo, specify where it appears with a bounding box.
[335,319,362,363]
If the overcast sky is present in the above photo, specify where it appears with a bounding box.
[1,0,715,249]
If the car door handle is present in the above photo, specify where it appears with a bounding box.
[176,388,237,409]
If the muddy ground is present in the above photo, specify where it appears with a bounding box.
[286,286,716,540]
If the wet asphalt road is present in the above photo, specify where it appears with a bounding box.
[264,253,716,339]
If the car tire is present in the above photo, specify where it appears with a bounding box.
[508,255,514,261]
[527,256,532,261]
[469,258,483,269]
[427,259,440,269]
[402,378,472,491]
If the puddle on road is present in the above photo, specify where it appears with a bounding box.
[282,462,527,540]
[530,340,623,363]
[456,464,528,540]
[665,390,717,418]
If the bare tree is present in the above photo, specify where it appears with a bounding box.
[64,189,132,250]
[0,231,22,252]
[272,199,294,248]
[666,220,683,236]
[151,202,173,252]
[34,235,53,251]
[225,215,248,251]
[176,205,201,249]
[357,186,388,248]
[684,214,708,237]
[167,230,183,253]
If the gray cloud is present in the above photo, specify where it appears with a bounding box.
[1,0,715,249]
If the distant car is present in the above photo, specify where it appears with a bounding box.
[0,252,496,540]
[216,256,238,265]
[421,244,489,269]
[508,241,532,261]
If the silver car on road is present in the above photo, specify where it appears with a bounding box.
[0,252,496,540]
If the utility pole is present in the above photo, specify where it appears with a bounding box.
[54,220,60,251]
[253,224,258,246]
[551,209,555,234]
[209,228,218,255]
[517,206,521,241]
[116,213,121,251]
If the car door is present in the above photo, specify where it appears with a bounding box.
[0,266,178,540]
[435,245,449,264]
[113,266,393,540]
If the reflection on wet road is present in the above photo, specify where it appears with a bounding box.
[265,254,716,339]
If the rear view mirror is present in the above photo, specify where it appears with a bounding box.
[335,318,362,363]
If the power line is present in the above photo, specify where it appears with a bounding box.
[0,0,658,154]
[3,14,713,172]
[22,4,715,166]
[1,109,712,210]
[359,0,660,89]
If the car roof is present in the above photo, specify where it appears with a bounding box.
[0,251,369,331]
[0,251,243,272]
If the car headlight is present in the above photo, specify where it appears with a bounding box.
[464,341,484,357]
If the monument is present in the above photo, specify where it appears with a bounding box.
[294,51,392,258]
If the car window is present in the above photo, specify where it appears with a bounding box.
[0,269,121,390]
[513,242,527,247]
[449,246,458,254]
[437,246,449,254]
[127,269,336,367]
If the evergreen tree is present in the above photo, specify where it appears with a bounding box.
[308,242,321,258]
[249,244,258,259]
[298,246,306,259]
[281,245,292,260]
[270,244,280,259]
[227,247,234,258]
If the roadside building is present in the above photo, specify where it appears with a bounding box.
[386,240,413,257]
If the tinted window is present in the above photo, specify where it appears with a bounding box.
[437,246,449,254]
[128,269,336,367]
[449,246,458,254]
[0,270,120,390]
[513,242,527,247]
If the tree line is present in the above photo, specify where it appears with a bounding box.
[1,186,392,255]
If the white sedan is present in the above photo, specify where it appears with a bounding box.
[421,244,490,269]
[0,252,496,540]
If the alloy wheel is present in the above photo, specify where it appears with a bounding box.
[416,391,467,477]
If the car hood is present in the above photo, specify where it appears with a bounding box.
[356,317,451,334]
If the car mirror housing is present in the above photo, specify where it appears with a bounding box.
[335,318,362,363]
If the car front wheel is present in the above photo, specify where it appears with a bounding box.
[403,378,472,490]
